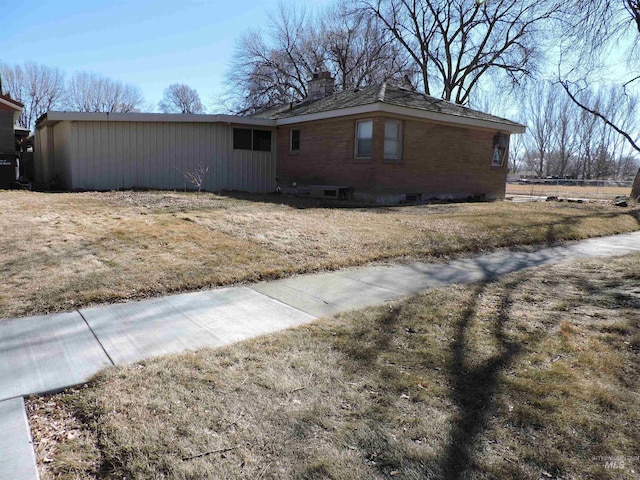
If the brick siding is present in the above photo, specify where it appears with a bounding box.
[277,113,509,201]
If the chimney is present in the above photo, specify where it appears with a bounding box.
[307,70,335,101]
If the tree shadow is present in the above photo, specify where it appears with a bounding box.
[220,191,640,245]
[216,190,504,212]
[541,208,640,244]
[217,190,392,210]
[331,275,555,478]
[439,281,524,478]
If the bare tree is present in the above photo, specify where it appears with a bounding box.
[565,85,638,179]
[520,82,556,177]
[159,84,204,114]
[321,4,408,91]
[224,1,407,114]
[226,3,317,114]
[0,62,65,130]
[549,92,578,178]
[597,86,638,178]
[507,130,526,174]
[180,165,210,194]
[358,0,562,105]
[558,0,640,153]
[573,91,601,180]
[65,71,144,113]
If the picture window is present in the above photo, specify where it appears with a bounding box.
[233,128,272,152]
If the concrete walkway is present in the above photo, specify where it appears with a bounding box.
[1,231,639,479]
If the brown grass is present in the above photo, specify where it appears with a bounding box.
[2,190,639,320]
[27,253,640,479]
[506,183,631,199]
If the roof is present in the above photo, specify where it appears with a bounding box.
[35,84,526,134]
[255,83,525,133]
[0,93,24,111]
[36,111,275,128]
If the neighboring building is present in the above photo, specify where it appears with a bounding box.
[0,94,23,154]
[35,73,525,202]
[0,94,24,188]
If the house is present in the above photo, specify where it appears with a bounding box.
[259,72,524,202]
[0,93,24,188]
[0,94,23,153]
[34,73,525,202]
[34,112,277,192]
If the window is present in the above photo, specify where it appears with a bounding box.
[233,128,252,150]
[492,146,505,167]
[355,119,373,157]
[384,120,402,160]
[290,129,300,151]
[233,128,272,152]
[492,133,508,167]
[253,129,272,152]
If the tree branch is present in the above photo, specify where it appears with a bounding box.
[560,81,640,154]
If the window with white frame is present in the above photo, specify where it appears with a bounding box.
[290,129,300,151]
[355,119,373,157]
[384,120,402,160]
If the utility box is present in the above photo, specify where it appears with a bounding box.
[0,153,18,189]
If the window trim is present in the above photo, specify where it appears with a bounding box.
[383,119,403,161]
[355,119,373,158]
[290,128,300,152]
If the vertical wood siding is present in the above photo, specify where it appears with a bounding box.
[53,121,72,188]
[64,121,276,192]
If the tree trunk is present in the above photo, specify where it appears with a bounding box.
[632,168,640,202]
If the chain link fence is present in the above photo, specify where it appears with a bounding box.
[506,178,633,201]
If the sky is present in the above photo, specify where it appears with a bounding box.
[0,0,333,111]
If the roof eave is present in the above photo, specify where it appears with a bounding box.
[35,111,277,129]
[0,95,24,112]
[274,102,525,133]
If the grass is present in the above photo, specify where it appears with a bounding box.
[27,253,640,479]
[2,190,639,320]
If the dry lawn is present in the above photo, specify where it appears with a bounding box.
[506,183,631,200]
[28,253,640,479]
[2,190,639,320]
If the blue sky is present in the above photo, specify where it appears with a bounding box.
[1,0,332,111]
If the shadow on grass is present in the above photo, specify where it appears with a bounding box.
[217,190,385,210]
[331,277,552,479]
[222,190,640,247]
[217,190,505,211]
[542,208,640,244]
[439,281,526,479]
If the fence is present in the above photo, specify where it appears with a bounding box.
[506,178,633,201]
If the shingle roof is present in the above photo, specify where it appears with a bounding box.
[254,83,522,129]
